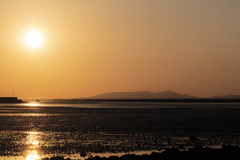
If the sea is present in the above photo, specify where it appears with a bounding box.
[0,101,240,160]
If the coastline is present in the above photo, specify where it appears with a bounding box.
[52,98,240,103]
[26,145,240,160]
[85,145,240,160]
[0,97,24,103]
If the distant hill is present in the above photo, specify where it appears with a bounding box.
[88,90,199,99]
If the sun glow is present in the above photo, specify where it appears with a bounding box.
[25,31,43,48]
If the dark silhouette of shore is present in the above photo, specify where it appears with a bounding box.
[54,98,240,103]
[0,97,24,103]
[41,145,240,160]
[87,145,240,160]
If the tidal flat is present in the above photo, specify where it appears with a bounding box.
[0,102,240,160]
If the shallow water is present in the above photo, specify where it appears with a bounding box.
[0,102,240,160]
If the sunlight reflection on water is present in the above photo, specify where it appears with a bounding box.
[24,103,42,107]
[25,151,40,160]
[26,132,40,146]
[24,132,40,160]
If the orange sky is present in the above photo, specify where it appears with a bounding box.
[0,0,240,99]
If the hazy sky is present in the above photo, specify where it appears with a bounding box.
[0,0,240,99]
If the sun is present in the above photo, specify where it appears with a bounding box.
[25,31,43,48]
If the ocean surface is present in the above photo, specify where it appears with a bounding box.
[0,101,240,160]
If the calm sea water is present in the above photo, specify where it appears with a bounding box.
[0,101,240,160]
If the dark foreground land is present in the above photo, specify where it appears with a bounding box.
[0,97,24,103]
[43,145,240,160]
[1,102,240,159]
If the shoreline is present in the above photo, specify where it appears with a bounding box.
[51,98,240,103]
[85,145,240,160]
[0,97,24,103]
[2,145,240,160]
[3,145,236,160]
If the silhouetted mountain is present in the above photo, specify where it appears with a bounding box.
[210,95,240,99]
[88,90,198,99]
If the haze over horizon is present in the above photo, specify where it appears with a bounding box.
[1,0,240,99]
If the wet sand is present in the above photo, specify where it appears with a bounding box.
[85,145,240,160]
[0,102,240,159]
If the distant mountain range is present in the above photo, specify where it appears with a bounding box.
[82,90,240,99]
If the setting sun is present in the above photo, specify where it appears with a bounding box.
[25,31,43,48]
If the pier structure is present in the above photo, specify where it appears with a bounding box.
[0,97,24,103]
